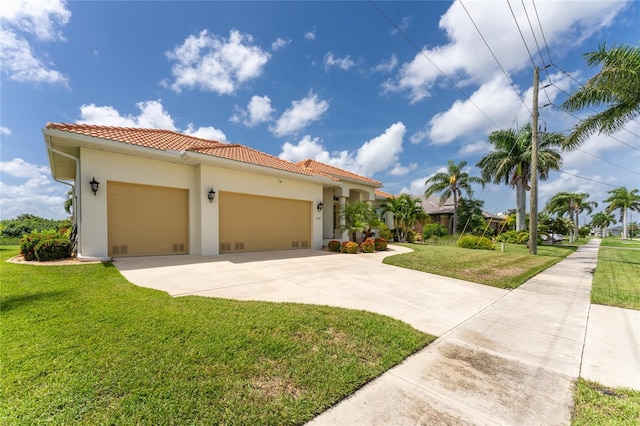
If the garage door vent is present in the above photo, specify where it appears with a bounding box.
[221,243,231,251]
[173,243,185,252]
[301,241,309,248]
[235,242,245,251]
[112,245,128,255]
[291,241,299,248]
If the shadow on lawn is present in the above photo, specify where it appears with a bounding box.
[1,290,69,312]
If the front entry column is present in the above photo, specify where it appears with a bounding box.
[339,195,348,241]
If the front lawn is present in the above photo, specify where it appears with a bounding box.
[572,379,640,425]
[0,246,434,425]
[385,243,576,289]
[600,238,640,249]
[591,245,640,310]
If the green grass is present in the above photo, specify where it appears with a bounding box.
[591,244,640,310]
[572,379,640,425]
[0,246,434,425]
[385,242,576,289]
[600,238,640,249]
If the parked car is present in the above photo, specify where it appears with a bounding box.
[541,233,564,244]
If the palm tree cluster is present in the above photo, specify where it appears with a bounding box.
[381,194,427,242]
[545,192,597,241]
[603,187,640,240]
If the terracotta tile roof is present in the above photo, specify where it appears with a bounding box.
[45,123,330,179]
[46,122,224,151]
[375,189,394,199]
[297,159,382,186]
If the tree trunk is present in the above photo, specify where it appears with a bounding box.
[622,208,628,240]
[515,180,526,232]
[453,192,458,234]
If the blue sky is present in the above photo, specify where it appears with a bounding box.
[1,0,639,223]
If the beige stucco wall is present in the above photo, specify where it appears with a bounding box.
[78,147,324,258]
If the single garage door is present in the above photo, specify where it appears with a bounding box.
[107,181,188,257]
[219,191,311,253]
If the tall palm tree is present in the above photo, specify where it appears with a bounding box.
[590,211,616,238]
[424,160,484,233]
[476,124,564,232]
[604,187,640,240]
[546,192,597,241]
[562,43,640,150]
[381,194,427,242]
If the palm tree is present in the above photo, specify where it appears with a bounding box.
[590,211,616,238]
[424,160,484,234]
[340,201,381,242]
[546,192,597,241]
[561,43,640,150]
[381,194,427,242]
[476,124,564,232]
[603,187,640,240]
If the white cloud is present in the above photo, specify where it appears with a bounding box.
[184,124,226,141]
[458,140,492,155]
[230,95,274,127]
[355,122,406,176]
[374,54,398,73]
[390,15,413,36]
[323,51,355,71]
[385,0,629,103]
[389,162,417,176]
[78,99,226,139]
[0,158,67,220]
[399,176,430,196]
[0,0,70,86]
[271,37,290,51]
[270,91,329,137]
[166,29,270,94]
[279,122,407,178]
[0,126,11,135]
[304,30,316,40]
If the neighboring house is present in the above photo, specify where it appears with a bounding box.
[417,196,507,235]
[43,123,386,260]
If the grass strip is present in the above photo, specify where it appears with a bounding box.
[572,379,640,425]
[0,246,434,425]
[591,245,640,310]
[384,243,576,289]
[600,238,640,249]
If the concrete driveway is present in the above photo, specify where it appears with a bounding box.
[114,245,507,336]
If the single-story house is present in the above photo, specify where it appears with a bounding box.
[418,196,508,235]
[43,123,390,260]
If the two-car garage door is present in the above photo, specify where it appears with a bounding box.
[219,191,311,253]
[107,183,311,256]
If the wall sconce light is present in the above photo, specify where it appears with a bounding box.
[317,202,324,211]
[208,188,216,203]
[89,177,99,195]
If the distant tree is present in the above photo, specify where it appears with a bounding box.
[476,124,563,232]
[456,198,488,236]
[424,160,484,234]
[562,43,640,150]
[64,189,73,215]
[604,187,640,240]
[590,211,616,238]
[0,214,71,238]
[546,192,597,241]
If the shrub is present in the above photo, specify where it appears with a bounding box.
[359,238,375,253]
[422,223,448,240]
[406,230,417,243]
[374,237,387,251]
[341,241,359,254]
[327,240,341,252]
[496,230,518,244]
[516,231,530,245]
[457,235,495,250]
[20,229,71,261]
[378,225,392,240]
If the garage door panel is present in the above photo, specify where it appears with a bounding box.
[108,182,188,257]
[219,191,310,253]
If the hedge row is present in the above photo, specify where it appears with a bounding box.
[327,238,388,254]
[20,229,72,261]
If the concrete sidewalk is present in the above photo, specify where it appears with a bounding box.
[309,238,637,425]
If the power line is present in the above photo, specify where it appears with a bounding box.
[573,148,640,176]
[531,0,553,65]
[557,170,620,188]
[506,0,536,68]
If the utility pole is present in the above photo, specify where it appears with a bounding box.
[529,66,539,255]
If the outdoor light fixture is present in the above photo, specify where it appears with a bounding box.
[208,188,216,203]
[89,177,99,195]
[317,202,324,211]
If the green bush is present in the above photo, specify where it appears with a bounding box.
[496,230,518,243]
[517,231,530,244]
[406,230,417,243]
[374,237,387,251]
[20,229,71,261]
[457,235,495,250]
[341,241,359,254]
[422,223,448,239]
[378,225,392,240]
[359,239,375,253]
[327,240,341,252]
[1,214,71,239]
